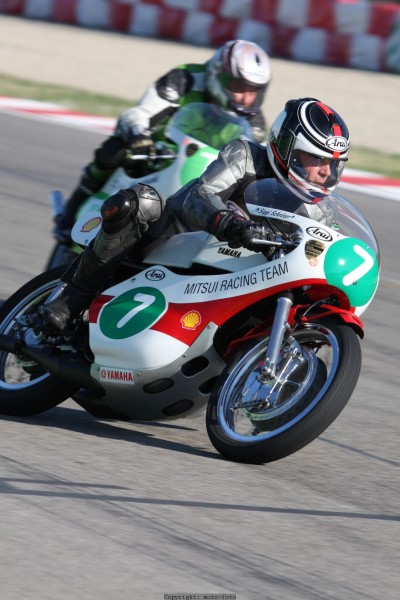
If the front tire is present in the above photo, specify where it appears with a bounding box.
[0,267,80,416]
[206,318,361,464]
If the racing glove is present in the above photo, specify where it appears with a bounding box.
[122,131,156,176]
[127,132,155,156]
[209,210,275,254]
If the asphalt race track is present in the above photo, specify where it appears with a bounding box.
[0,111,398,599]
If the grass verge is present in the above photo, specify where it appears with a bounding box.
[1,72,399,178]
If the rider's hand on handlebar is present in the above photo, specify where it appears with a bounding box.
[209,210,275,255]
[126,133,155,156]
[238,220,275,255]
[122,133,156,176]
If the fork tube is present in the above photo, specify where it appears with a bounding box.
[262,294,293,380]
[49,190,65,218]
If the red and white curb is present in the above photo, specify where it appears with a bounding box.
[1,96,399,202]
[338,169,400,202]
[0,97,115,133]
[1,0,399,73]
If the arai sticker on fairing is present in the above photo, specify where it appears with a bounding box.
[324,238,379,305]
[99,287,166,340]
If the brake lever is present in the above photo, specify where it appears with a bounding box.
[249,238,299,249]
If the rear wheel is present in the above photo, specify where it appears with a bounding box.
[0,267,80,416]
[206,318,361,464]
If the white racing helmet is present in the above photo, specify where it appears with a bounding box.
[206,40,271,116]
[266,98,350,203]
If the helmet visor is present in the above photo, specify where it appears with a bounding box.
[218,73,263,116]
[290,150,347,191]
[219,71,262,94]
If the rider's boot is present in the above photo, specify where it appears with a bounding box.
[41,186,163,332]
[38,245,114,332]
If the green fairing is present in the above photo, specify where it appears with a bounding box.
[99,287,166,340]
[181,148,218,186]
[324,238,379,307]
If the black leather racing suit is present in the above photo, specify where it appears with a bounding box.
[149,138,275,239]
[89,139,272,267]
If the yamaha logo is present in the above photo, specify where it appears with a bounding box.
[326,136,348,151]
[306,227,333,242]
[145,269,165,281]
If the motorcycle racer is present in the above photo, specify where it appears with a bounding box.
[40,98,350,333]
[54,40,272,241]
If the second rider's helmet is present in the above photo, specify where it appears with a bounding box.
[205,40,271,116]
[266,98,350,203]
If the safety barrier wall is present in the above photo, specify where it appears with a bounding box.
[1,0,399,73]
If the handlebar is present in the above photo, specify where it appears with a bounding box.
[249,238,298,249]
[125,143,178,163]
[125,152,178,161]
[123,146,178,175]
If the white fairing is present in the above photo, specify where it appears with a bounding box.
[74,179,380,421]
[89,203,378,369]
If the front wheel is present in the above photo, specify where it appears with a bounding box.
[206,318,362,464]
[0,267,80,416]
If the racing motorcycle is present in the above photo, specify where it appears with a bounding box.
[46,101,254,269]
[0,179,380,464]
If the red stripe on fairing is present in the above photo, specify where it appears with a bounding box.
[89,294,115,323]
[150,279,327,345]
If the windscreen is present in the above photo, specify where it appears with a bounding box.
[166,102,254,149]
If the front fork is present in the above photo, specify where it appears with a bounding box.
[258,293,294,382]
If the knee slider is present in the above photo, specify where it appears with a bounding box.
[101,188,139,232]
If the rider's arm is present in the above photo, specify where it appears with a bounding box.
[114,68,194,139]
[167,139,258,230]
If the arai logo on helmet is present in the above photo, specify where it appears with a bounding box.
[326,136,349,151]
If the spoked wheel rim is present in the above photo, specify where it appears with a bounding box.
[217,323,340,442]
[0,281,57,390]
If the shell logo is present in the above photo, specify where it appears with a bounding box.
[81,216,102,232]
[181,310,201,330]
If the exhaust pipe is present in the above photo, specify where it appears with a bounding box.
[0,333,103,393]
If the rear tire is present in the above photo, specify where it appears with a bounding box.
[206,318,361,464]
[0,267,80,416]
